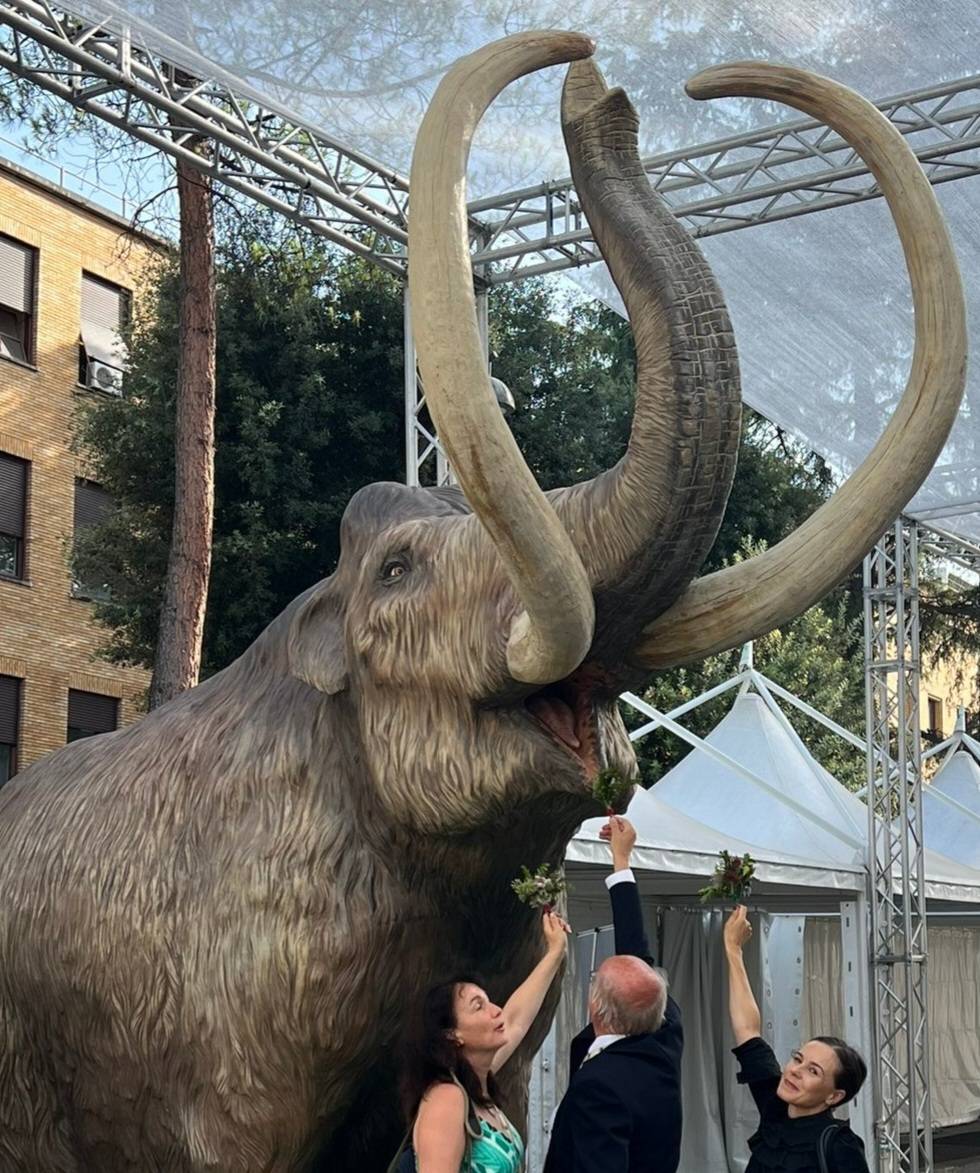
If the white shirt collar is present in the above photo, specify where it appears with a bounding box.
[585,1032,626,1061]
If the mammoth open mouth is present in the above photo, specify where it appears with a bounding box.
[525,678,600,775]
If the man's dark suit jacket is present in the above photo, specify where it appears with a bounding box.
[542,877,684,1173]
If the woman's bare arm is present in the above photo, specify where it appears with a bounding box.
[724,905,762,1046]
[491,910,568,1073]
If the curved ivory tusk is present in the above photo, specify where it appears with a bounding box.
[634,62,967,670]
[409,32,596,684]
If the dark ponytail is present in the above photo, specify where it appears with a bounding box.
[813,1036,868,1105]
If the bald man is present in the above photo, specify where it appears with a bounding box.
[543,817,683,1173]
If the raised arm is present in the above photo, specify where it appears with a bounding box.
[724,905,761,1046]
[491,910,569,1072]
[601,817,653,963]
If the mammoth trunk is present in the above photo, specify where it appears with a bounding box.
[549,61,741,679]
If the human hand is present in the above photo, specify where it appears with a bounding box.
[542,909,571,957]
[724,905,752,953]
[599,816,636,869]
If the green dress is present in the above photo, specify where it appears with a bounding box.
[403,1094,524,1173]
[463,1115,524,1173]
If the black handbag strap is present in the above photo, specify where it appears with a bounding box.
[817,1123,843,1173]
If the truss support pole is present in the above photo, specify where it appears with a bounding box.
[403,285,419,487]
[404,262,491,488]
[864,518,931,1173]
[841,895,875,1157]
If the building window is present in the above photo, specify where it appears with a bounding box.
[0,674,21,786]
[72,478,114,599]
[927,695,943,737]
[67,689,118,743]
[0,452,28,580]
[0,234,36,365]
[79,273,129,395]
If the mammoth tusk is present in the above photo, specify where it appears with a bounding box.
[634,62,967,670]
[409,31,596,685]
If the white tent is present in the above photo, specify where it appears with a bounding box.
[652,691,980,905]
[923,741,980,869]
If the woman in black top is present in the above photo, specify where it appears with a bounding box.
[724,906,870,1172]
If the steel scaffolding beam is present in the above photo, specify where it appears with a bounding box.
[472,74,980,281]
[864,519,931,1173]
[0,0,412,274]
[4,0,980,286]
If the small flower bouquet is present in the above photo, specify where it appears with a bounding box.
[592,767,634,815]
[697,849,756,903]
[511,863,566,913]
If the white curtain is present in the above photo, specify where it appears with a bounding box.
[660,908,779,1173]
[802,918,980,1128]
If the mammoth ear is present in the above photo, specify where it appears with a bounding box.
[286,581,348,695]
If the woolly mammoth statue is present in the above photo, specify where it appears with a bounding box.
[0,31,965,1173]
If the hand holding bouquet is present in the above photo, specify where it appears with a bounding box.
[697,849,755,903]
[511,863,566,913]
[592,767,634,815]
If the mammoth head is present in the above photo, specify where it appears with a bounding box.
[283,32,964,839]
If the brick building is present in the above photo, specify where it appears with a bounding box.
[0,156,158,784]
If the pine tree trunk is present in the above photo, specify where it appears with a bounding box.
[149,158,216,709]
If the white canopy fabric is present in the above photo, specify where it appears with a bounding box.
[50,0,980,541]
[650,691,980,904]
[567,784,864,909]
[924,749,980,869]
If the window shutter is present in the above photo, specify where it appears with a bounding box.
[74,479,113,532]
[81,274,124,331]
[0,236,34,315]
[0,453,27,538]
[0,675,20,745]
[67,690,118,736]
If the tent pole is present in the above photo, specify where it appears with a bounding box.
[841,895,876,1152]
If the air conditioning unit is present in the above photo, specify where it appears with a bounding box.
[86,358,123,396]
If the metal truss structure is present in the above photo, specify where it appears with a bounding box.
[472,73,980,282]
[6,1,980,483]
[0,0,413,273]
[862,521,980,1173]
[5,0,980,293]
[864,519,931,1173]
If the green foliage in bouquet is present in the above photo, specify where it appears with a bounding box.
[592,767,634,813]
[697,850,756,903]
[511,863,566,912]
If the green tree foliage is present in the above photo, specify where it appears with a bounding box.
[75,213,866,778]
[631,581,866,792]
[74,218,407,672]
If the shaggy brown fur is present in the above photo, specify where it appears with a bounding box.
[0,484,636,1170]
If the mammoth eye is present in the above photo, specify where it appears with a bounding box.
[380,556,411,584]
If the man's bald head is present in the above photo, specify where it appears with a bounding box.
[589,956,668,1037]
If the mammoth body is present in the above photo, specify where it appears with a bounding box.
[0,541,631,1170]
[0,32,965,1173]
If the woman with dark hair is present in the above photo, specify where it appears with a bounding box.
[396,910,568,1172]
[724,906,870,1172]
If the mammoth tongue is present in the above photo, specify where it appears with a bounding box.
[528,696,581,750]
